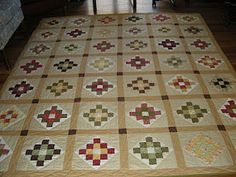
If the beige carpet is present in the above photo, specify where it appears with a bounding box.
[0,13,236,177]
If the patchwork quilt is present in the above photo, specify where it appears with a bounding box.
[0,13,236,177]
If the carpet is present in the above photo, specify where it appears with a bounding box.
[0,13,236,177]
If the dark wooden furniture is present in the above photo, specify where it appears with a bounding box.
[21,0,66,16]
[0,50,10,70]
[224,0,236,25]
[92,0,137,14]
[152,0,176,8]
[0,0,24,70]
[92,0,176,14]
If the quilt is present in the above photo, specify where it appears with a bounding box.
[0,13,236,177]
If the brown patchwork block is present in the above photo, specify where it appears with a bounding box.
[169,127,177,132]
[152,51,158,55]
[186,51,191,55]
[41,74,48,78]
[161,95,169,100]
[193,70,200,74]
[49,55,55,58]
[20,130,29,136]
[32,99,39,104]
[68,129,77,135]
[155,71,162,75]
[79,73,85,77]
[204,94,211,99]
[118,97,125,102]
[117,72,123,76]
[119,128,127,134]
[217,125,226,131]
[74,98,81,102]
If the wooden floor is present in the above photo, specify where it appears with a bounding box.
[1,0,236,89]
